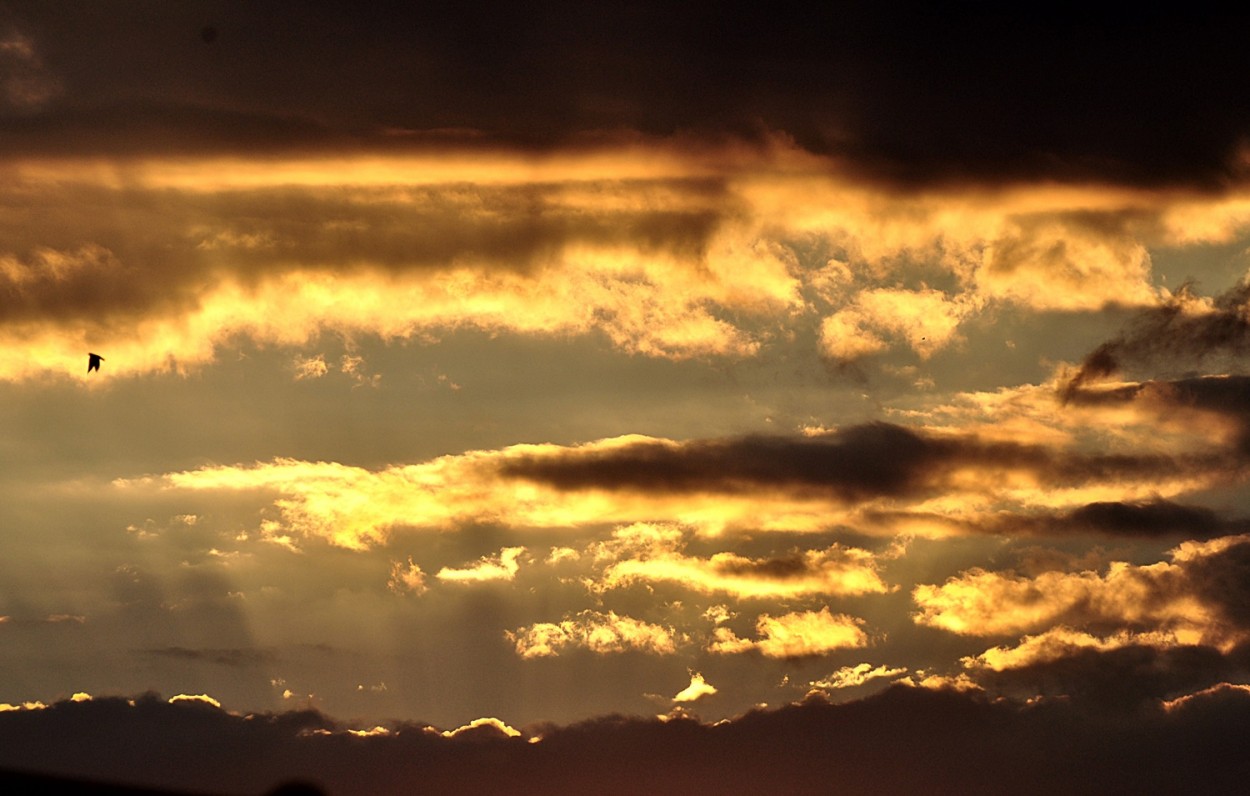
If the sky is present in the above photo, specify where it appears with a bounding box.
[5,2,1250,793]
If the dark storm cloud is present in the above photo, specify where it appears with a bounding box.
[1063,283,1250,396]
[4,686,1250,795]
[502,422,1193,501]
[5,2,1250,185]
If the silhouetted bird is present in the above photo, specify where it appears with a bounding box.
[87,353,104,373]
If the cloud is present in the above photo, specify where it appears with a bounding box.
[292,354,328,380]
[441,717,522,739]
[1063,283,1250,395]
[672,672,717,703]
[912,534,1250,650]
[8,137,1250,385]
[588,523,889,598]
[974,211,1159,311]
[820,288,980,362]
[0,27,60,110]
[960,630,1244,709]
[167,693,222,709]
[960,499,1236,540]
[0,159,803,381]
[8,685,1250,795]
[709,607,868,659]
[143,647,271,667]
[436,547,526,584]
[809,663,909,692]
[501,424,976,501]
[1162,681,1250,712]
[501,423,1217,524]
[124,414,1229,548]
[9,4,1250,189]
[506,610,678,658]
[387,558,428,595]
[962,627,1186,672]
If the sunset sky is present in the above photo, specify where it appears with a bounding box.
[5,3,1250,793]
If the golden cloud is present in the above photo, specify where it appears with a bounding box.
[808,663,909,691]
[672,672,718,703]
[121,409,1234,549]
[440,717,522,739]
[436,547,527,584]
[1161,682,1250,713]
[167,693,223,709]
[118,442,871,548]
[709,607,868,658]
[387,558,428,595]
[913,535,1250,650]
[8,140,1250,382]
[599,539,890,599]
[820,288,981,362]
[506,610,679,658]
[961,626,1185,672]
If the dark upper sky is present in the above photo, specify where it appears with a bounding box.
[5,2,1250,186]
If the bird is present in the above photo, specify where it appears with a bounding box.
[87,353,104,373]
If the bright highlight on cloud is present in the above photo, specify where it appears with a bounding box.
[436,547,526,584]
[672,672,718,703]
[809,663,909,692]
[710,607,868,658]
[506,611,678,658]
[912,535,1250,650]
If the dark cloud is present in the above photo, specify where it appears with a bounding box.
[503,424,956,501]
[4,686,1250,795]
[1065,374,1250,459]
[0,179,725,328]
[973,643,1246,711]
[4,3,1250,185]
[1185,539,1250,628]
[142,646,271,667]
[502,423,1190,502]
[1063,283,1250,397]
[869,499,1238,540]
[1010,500,1231,540]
